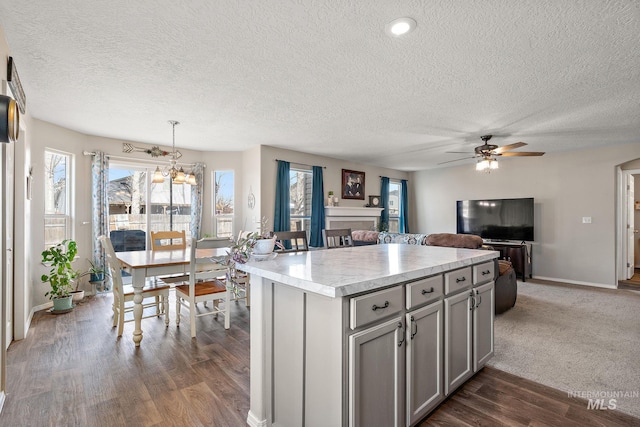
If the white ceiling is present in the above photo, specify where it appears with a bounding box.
[1,0,639,171]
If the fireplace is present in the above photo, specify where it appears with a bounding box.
[324,207,383,231]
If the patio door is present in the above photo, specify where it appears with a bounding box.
[108,163,193,250]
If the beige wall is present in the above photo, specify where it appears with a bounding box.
[411,142,640,287]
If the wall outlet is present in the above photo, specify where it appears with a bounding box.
[582,217,592,224]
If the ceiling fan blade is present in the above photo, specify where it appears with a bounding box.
[493,142,527,154]
[438,156,476,165]
[445,151,473,154]
[499,151,545,157]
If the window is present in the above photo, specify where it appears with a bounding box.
[44,150,72,248]
[290,168,312,232]
[107,163,194,251]
[214,170,234,237]
[387,180,401,233]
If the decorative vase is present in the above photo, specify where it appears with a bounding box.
[52,295,73,311]
[253,237,276,255]
[70,290,85,303]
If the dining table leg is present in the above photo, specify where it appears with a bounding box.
[131,269,145,346]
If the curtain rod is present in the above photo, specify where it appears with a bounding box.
[379,175,409,181]
[83,151,199,168]
[275,159,326,169]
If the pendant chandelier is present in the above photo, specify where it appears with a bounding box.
[152,120,196,185]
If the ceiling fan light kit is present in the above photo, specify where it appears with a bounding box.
[476,157,499,172]
[440,134,545,172]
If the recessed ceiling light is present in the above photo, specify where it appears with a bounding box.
[385,17,417,37]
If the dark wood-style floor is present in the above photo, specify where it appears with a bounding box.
[618,268,640,290]
[1,294,638,427]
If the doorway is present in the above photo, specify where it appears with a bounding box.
[617,166,640,288]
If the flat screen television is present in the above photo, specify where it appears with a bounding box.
[456,197,534,241]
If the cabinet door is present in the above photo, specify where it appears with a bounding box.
[349,316,404,427]
[406,301,443,426]
[444,290,473,395]
[473,282,495,371]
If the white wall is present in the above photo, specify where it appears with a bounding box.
[411,142,640,288]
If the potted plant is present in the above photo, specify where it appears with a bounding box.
[248,217,285,255]
[76,259,109,299]
[41,239,80,312]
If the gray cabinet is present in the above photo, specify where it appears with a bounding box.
[444,289,473,395]
[249,255,497,427]
[349,316,405,427]
[405,300,443,425]
[473,282,495,371]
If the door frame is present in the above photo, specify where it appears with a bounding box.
[617,167,640,282]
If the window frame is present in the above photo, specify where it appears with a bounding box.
[44,148,74,248]
[289,167,312,232]
[213,170,234,238]
[387,180,401,233]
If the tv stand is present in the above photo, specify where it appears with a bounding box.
[487,242,532,281]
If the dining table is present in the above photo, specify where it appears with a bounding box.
[115,247,229,346]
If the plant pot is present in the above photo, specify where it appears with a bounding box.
[52,295,73,311]
[89,272,104,282]
[253,237,276,255]
[70,290,85,303]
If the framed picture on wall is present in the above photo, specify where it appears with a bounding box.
[342,169,365,200]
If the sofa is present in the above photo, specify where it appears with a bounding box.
[351,231,517,314]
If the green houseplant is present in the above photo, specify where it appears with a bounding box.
[69,259,109,300]
[41,239,80,311]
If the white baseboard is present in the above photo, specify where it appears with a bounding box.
[15,302,54,342]
[531,276,616,289]
[246,411,267,427]
[0,391,5,414]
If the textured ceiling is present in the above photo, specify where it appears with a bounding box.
[0,0,639,171]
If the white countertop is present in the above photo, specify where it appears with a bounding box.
[236,244,499,298]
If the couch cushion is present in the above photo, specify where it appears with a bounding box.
[378,232,428,245]
[425,233,484,249]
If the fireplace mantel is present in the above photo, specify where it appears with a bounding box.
[325,207,383,217]
[324,206,383,230]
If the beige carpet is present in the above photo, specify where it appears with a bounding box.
[487,279,640,419]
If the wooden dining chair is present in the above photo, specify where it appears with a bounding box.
[175,237,231,338]
[150,230,189,284]
[229,230,256,307]
[99,235,171,338]
[322,228,354,249]
[271,230,309,252]
[150,230,187,250]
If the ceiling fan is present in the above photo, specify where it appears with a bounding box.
[439,135,545,170]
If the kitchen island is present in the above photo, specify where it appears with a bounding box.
[237,244,499,427]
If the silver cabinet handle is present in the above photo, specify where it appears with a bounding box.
[475,289,482,307]
[371,301,389,311]
[397,321,405,347]
[410,315,418,339]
